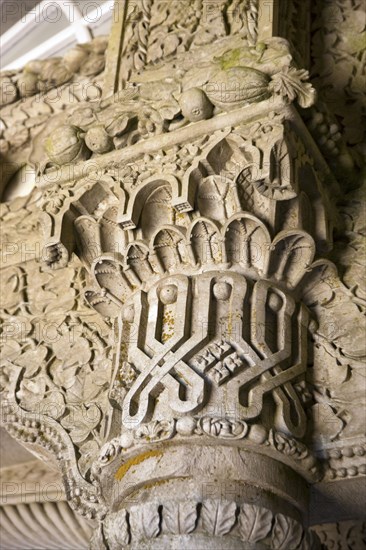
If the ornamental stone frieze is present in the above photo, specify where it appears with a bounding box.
[0,1,365,549]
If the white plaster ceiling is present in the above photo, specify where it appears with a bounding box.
[0,0,113,70]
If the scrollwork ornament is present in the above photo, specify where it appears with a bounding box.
[195,416,249,439]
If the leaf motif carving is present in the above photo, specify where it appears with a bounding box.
[78,440,100,477]
[104,509,130,548]
[163,501,197,534]
[272,513,303,550]
[238,503,273,543]
[269,67,316,108]
[119,513,130,548]
[142,502,160,539]
[201,499,237,536]
[163,501,179,534]
[61,403,101,443]
[90,523,108,550]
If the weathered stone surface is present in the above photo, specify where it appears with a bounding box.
[0,0,364,548]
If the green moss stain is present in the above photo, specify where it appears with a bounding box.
[218,48,242,70]
[44,137,53,155]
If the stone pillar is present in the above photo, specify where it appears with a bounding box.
[1,1,365,549]
[79,106,326,549]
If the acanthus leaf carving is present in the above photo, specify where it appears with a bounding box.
[163,501,197,535]
[201,499,237,537]
[86,499,321,549]
[238,503,273,543]
[271,513,304,550]
[130,502,160,540]
[269,66,317,108]
[103,509,130,549]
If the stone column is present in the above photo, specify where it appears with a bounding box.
[80,107,327,549]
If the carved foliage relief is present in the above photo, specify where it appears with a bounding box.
[311,0,366,161]
[120,0,259,80]
[0,194,114,489]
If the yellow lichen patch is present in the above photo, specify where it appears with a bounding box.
[161,307,175,343]
[227,311,233,338]
[175,212,186,224]
[142,478,170,491]
[115,450,163,481]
